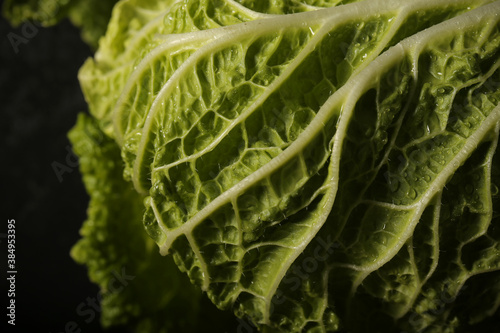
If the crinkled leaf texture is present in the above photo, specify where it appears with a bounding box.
[69,114,239,332]
[69,114,203,332]
[77,0,500,332]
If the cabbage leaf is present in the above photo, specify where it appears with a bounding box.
[69,113,238,332]
[74,0,500,332]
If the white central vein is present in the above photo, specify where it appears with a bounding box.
[129,0,446,194]
[114,0,500,322]
[153,0,413,256]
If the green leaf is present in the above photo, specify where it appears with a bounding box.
[74,0,500,332]
[68,113,202,332]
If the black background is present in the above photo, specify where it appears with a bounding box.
[1,8,123,333]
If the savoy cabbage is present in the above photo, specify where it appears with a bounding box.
[9,0,500,332]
